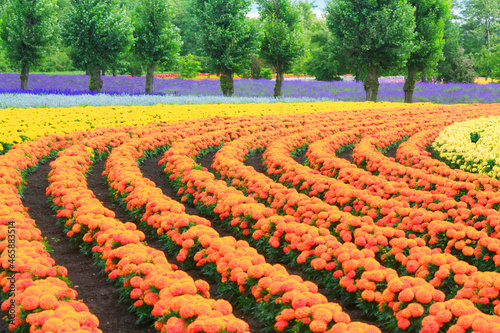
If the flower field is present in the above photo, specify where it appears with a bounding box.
[2,101,500,333]
[1,73,499,107]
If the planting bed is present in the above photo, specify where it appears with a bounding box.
[2,102,500,333]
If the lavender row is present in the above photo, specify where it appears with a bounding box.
[1,73,499,104]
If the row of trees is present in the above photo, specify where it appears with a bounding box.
[0,0,499,101]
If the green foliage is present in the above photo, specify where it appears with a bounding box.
[61,0,133,71]
[260,67,272,79]
[473,44,500,78]
[0,0,59,69]
[461,0,500,53]
[178,53,201,79]
[326,0,417,73]
[33,47,75,72]
[132,0,181,68]
[193,0,260,76]
[172,0,200,56]
[303,19,344,81]
[406,0,451,72]
[296,0,317,31]
[437,17,476,82]
[0,50,13,72]
[249,57,265,79]
[257,0,305,75]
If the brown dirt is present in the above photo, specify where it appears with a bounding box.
[337,148,354,163]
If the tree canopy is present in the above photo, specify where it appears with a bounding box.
[193,0,260,96]
[326,0,416,101]
[257,0,305,97]
[0,0,59,89]
[403,0,451,103]
[62,0,133,91]
[133,0,182,93]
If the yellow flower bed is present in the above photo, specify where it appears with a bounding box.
[474,77,500,84]
[433,116,500,178]
[0,101,426,151]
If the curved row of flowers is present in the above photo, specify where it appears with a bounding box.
[0,132,106,332]
[397,128,500,193]
[154,105,498,330]
[101,120,380,333]
[45,128,253,333]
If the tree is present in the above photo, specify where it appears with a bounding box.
[194,0,260,96]
[462,0,499,51]
[403,0,451,103]
[0,0,58,89]
[326,0,416,102]
[133,0,181,94]
[297,0,316,31]
[172,0,200,56]
[304,19,343,81]
[62,0,133,91]
[257,0,305,98]
[437,17,476,82]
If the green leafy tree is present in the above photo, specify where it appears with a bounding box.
[473,44,500,78]
[403,0,451,103]
[178,54,201,78]
[437,16,476,82]
[304,19,344,81]
[257,0,305,97]
[194,0,260,96]
[462,0,499,51]
[0,0,58,89]
[172,0,200,56]
[133,0,182,93]
[62,0,133,91]
[326,0,416,102]
[297,0,316,31]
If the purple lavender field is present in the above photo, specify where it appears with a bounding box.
[1,73,499,104]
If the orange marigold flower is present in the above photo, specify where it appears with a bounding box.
[407,303,425,317]
[309,319,327,332]
[397,318,411,330]
[203,318,224,333]
[436,309,453,323]
[165,316,185,333]
[398,289,414,303]
[42,317,64,332]
[227,318,248,333]
[415,289,433,304]
[311,308,331,324]
[39,294,58,310]
[214,299,232,316]
[20,295,39,311]
[179,304,196,318]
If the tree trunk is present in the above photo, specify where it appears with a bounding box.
[88,65,103,91]
[101,68,105,76]
[220,69,234,97]
[355,71,360,82]
[363,63,379,102]
[274,67,284,98]
[145,63,156,94]
[20,65,29,89]
[404,65,418,103]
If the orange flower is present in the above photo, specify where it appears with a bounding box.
[398,289,414,303]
